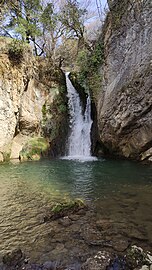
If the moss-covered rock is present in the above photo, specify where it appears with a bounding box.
[19,137,49,161]
[44,199,87,222]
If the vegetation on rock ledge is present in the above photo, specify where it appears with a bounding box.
[19,137,49,161]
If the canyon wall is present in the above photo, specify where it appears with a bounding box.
[97,0,152,161]
[0,38,67,162]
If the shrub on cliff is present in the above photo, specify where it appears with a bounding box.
[19,137,49,161]
[76,41,104,98]
[8,39,26,65]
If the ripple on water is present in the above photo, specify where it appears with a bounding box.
[0,159,152,261]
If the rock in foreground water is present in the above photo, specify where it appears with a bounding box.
[1,246,152,270]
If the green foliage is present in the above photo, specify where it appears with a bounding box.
[77,42,104,75]
[52,199,85,214]
[89,43,104,69]
[15,16,41,40]
[8,39,25,64]
[76,40,104,98]
[44,198,87,221]
[40,3,55,31]
[59,85,66,94]
[19,137,48,161]
[109,0,129,29]
[41,81,68,143]
[51,92,67,119]
[1,0,88,58]
[42,103,47,118]
[87,72,102,99]
[58,104,67,113]
[77,49,88,72]
[6,0,42,36]
[59,0,87,38]
[1,0,47,55]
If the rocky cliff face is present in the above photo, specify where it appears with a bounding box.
[97,0,152,161]
[0,38,67,162]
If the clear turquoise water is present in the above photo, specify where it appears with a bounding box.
[0,158,152,260]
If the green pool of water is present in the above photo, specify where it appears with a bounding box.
[0,158,152,261]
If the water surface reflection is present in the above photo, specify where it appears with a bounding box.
[0,159,152,260]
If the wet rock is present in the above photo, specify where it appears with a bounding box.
[127,227,148,241]
[112,237,129,252]
[0,263,4,270]
[126,245,152,269]
[88,240,113,248]
[51,243,67,257]
[82,251,112,270]
[43,261,61,270]
[68,215,80,221]
[80,224,103,245]
[1,245,152,270]
[107,256,129,270]
[44,200,87,222]
[64,263,81,270]
[68,223,81,234]
[47,230,56,238]
[140,266,149,270]
[58,217,72,227]
[2,248,24,268]
[76,209,86,216]
[96,219,113,231]
[23,264,43,270]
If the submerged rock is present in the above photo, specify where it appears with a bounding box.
[107,256,128,270]
[58,217,73,227]
[81,251,112,270]
[1,245,152,270]
[43,260,62,270]
[2,248,24,268]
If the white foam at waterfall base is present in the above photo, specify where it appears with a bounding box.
[61,155,98,162]
[61,72,97,162]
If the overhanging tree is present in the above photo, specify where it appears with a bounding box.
[59,0,87,49]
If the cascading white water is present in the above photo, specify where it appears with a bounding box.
[63,72,97,161]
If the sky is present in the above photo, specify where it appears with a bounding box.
[79,0,108,9]
[78,0,108,39]
[79,0,108,22]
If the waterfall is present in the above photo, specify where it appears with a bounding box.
[63,72,97,161]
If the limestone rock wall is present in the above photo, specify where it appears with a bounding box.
[0,38,60,161]
[97,0,152,161]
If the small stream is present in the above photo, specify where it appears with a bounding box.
[0,158,152,263]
